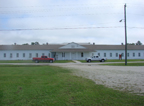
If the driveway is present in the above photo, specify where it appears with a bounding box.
[51,63,144,95]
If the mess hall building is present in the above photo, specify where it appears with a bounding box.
[0,42,144,60]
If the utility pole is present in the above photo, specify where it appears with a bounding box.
[124,4,127,65]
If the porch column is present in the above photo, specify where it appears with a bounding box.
[76,52,77,60]
[70,52,71,60]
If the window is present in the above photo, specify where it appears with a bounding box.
[133,53,135,57]
[10,53,12,58]
[23,53,25,57]
[92,53,94,56]
[4,53,6,57]
[36,53,38,57]
[17,53,19,57]
[121,53,124,57]
[98,53,100,56]
[127,53,129,57]
[29,53,32,58]
[42,53,44,56]
[104,53,106,57]
[110,53,112,57]
[116,53,118,57]
[81,52,83,57]
[49,53,50,57]
[62,52,65,57]
[138,53,141,57]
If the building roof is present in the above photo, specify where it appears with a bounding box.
[52,49,95,52]
[0,44,144,51]
[0,45,62,50]
[84,45,144,50]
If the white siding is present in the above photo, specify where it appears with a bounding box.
[90,50,144,59]
[0,49,144,60]
[55,52,90,60]
[0,50,51,60]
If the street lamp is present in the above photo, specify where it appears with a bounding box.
[119,4,127,65]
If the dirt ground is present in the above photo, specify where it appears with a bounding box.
[51,63,144,95]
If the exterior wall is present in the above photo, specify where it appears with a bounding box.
[90,50,144,59]
[55,52,90,60]
[0,50,51,60]
[0,49,144,60]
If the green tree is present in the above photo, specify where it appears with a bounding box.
[136,41,142,45]
[31,42,39,45]
[22,43,29,45]
[127,43,135,45]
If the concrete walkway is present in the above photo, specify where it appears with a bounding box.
[72,60,82,63]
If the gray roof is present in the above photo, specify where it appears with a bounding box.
[84,45,144,50]
[0,45,62,50]
[52,49,95,52]
[0,45,144,51]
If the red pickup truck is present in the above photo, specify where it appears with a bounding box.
[33,56,54,63]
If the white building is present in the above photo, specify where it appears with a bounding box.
[0,42,144,60]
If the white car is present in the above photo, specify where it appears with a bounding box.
[85,55,107,62]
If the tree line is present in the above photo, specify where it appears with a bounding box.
[22,41,143,45]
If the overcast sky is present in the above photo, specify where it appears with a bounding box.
[0,0,144,45]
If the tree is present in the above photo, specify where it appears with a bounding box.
[136,41,142,45]
[35,42,39,45]
[127,43,135,45]
[31,42,39,45]
[31,42,35,45]
[22,43,29,45]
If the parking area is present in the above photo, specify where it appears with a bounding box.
[51,63,144,95]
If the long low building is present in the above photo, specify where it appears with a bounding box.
[0,42,144,60]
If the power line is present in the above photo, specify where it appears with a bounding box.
[0,12,143,19]
[0,26,124,31]
[0,3,125,8]
[0,7,123,14]
[128,27,144,29]
[0,26,143,31]
[0,13,124,19]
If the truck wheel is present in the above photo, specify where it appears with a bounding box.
[101,59,105,62]
[88,59,91,62]
[49,60,53,63]
[35,60,39,63]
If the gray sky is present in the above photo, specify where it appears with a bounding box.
[0,0,144,45]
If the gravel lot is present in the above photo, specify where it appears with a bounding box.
[51,63,144,95]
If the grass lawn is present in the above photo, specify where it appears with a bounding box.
[0,65,144,105]
[101,62,144,66]
[0,60,34,63]
[0,60,74,63]
[79,59,144,63]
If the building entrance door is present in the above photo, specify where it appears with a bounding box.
[71,53,76,60]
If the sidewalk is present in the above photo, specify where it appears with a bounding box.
[72,60,82,63]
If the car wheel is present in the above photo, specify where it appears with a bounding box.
[35,60,39,63]
[49,60,53,63]
[88,59,91,62]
